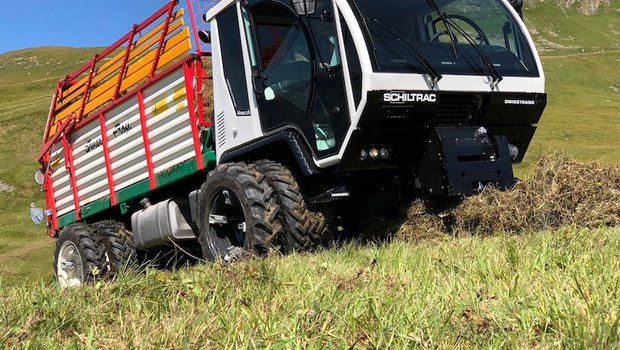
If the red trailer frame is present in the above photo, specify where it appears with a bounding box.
[38,0,215,236]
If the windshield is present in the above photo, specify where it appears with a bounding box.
[352,0,539,77]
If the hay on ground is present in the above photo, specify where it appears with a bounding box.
[394,153,620,240]
[0,180,14,193]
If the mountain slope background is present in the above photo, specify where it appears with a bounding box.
[0,0,618,286]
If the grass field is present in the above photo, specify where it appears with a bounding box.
[2,228,619,348]
[0,1,618,347]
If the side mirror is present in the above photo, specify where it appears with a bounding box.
[264,87,275,101]
[509,0,523,19]
[198,30,211,44]
[33,169,45,186]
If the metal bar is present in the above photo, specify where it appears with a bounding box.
[65,1,178,81]
[71,55,195,131]
[43,82,62,143]
[114,25,138,100]
[38,117,76,162]
[183,60,204,170]
[62,135,81,220]
[77,56,98,120]
[44,163,59,235]
[137,91,157,189]
[99,114,117,205]
[150,1,177,77]
[195,56,209,126]
[185,0,202,55]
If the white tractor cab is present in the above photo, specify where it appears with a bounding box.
[205,0,545,211]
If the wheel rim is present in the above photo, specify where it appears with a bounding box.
[208,189,248,262]
[57,241,84,288]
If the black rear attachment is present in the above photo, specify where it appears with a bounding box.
[418,127,514,196]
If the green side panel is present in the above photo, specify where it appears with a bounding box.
[79,197,111,218]
[116,179,152,204]
[55,150,217,229]
[58,212,78,228]
[156,159,200,187]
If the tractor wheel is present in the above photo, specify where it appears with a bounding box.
[254,160,330,251]
[54,223,108,288]
[198,163,281,262]
[95,221,138,275]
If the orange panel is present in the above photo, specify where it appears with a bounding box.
[118,41,192,104]
[53,28,190,125]
[60,9,184,100]
[88,27,191,105]
[96,9,184,73]
[50,26,191,136]
[84,34,192,117]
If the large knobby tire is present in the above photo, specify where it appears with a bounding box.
[198,163,281,262]
[95,221,138,275]
[54,223,108,288]
[253,160,330,251]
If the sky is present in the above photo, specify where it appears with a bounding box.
[0,1,177,53]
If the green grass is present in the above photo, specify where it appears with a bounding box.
[2,228,619,348]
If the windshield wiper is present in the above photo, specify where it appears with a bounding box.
[365,17,443,88]
[442,16,504,88]
[426,0,459,59]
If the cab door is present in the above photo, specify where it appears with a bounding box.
[241,0,351,159]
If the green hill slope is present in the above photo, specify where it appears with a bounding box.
[0,47,100,283]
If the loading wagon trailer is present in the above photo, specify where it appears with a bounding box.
[35,0,546,287]
[38,0,212,234]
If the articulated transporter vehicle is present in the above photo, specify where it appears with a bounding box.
[35,0,546,286]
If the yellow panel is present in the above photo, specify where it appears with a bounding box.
[58,20,187,110]
[119,37,191,93]
[96,9,184,73]
[85,27,190,107]
[61,9,185,100]
[82,88,116,117]
[123,27,190,82]
[52,27,191,127]
[47,124,58,139]
[83,35,191,117]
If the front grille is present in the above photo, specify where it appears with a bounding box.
[435,95,480,125]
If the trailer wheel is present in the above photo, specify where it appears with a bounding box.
[95,221,138,275]
[54,223,108,288]
[198,163,281,262]
[254,160,329,251]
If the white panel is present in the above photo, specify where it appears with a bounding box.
[50,64,201,217]
[50,141,75,216]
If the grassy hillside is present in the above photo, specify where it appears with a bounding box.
[0,1,618,347]
[0,48,100,284]
[2,229,620,348]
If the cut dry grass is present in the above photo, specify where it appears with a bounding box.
[367,153,620,241]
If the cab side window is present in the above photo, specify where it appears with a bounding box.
[251,3,313,131]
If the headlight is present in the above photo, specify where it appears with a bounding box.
[380,148,390,159]
[369,148,379,160]
[360,149,369,161]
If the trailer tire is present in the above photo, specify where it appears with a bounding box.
[54,223,108,288]
[95,221,138,275]
[198,163,281,262]
[254,160,329,251]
